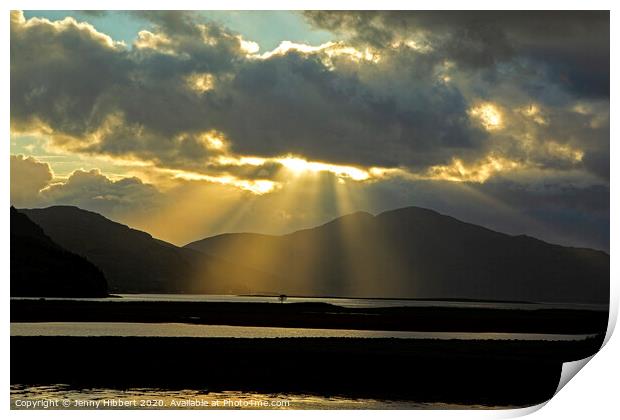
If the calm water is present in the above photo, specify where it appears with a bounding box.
[11,295,600,410]
[11,293,608,311]
[10,322,596,341]
[10,385,503,410]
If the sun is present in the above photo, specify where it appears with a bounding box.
[277,155,371,181]
[278,157,311,175]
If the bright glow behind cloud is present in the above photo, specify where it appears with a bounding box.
[469,102,504,131]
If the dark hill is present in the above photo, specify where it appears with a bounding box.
[21,206,279,294]
[185,206,609,304]
[10,207,107,297]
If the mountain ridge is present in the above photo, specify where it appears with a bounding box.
[185,205,609,303]
[186,206,608,255]
[21,206,281,294]
[18,204,609,303]
[10,207,108,297]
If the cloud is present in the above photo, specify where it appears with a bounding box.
[209,49,483,170]
[10,155,53,207]
[10,10,608,186]
[39,169,161,215]
[10,11,609,252]
[10,154,161,218]
[10,152,609,251]
[10,11,129,137]
[131,11,203,37]
[128,169,611,252]
[303,11,610,98]
[6,12,468,172]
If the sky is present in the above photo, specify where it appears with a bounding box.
[10,10,610,251]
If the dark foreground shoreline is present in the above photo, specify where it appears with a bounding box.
[10,335,604,407]
[10,299,608,408]
[10,299,609,334]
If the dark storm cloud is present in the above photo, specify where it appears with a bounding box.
[10,10,484,172]
[10,11,244,169]
[10,10,608,180]
[10,12,130,138]
[304,11,609,99]
[213,50,482,168]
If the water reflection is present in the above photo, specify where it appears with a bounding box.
[10,322,595,341]
[10,385,504,410]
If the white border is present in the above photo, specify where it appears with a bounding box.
[3,2,617,419]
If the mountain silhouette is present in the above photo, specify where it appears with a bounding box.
[18,205,609,303]
[10,207,107,297]
[20,206,279,294]
[185,206,609,304]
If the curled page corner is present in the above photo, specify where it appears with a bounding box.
[494,356,596,419]
[506,359,592,418]
[602,302,617,348]
[495,344,607,418]
[555,356,594,395]
[554,300,619,395]
[492,401,548,419]
[551,298,618,398]
[552,310,616,398]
